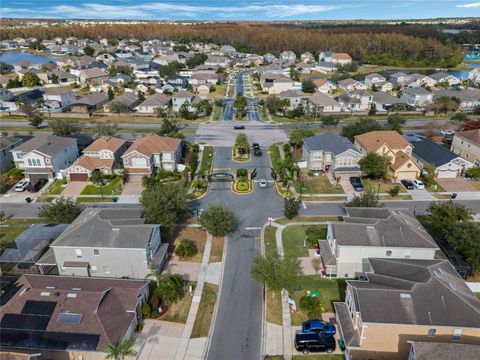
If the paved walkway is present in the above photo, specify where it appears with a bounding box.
[174,233,213,360]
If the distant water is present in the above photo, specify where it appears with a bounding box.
[0,51,58,65]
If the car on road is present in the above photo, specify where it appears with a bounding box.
[252,143,260,149]
[233,125,245,130]
[401,179,415,190]
[301,320,336,335]
[412,179,425,190]
[350,177,364,192]
[15,180,30,192]
[294,332,336,355]
[259,179,267,188]
[28,178,47,192]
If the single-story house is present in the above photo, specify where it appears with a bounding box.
[70,93,109,113]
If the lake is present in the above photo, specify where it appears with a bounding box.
[0,51,58,65]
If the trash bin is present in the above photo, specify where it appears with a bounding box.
[451,193,457,199]
[25,197,32,203]
[112,197,118,203]
[338,339,346,351]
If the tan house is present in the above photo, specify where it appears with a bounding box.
[67,136,128,181]
[70,93,109,113]
[335,258,480,360]
[121,135,182,175]
[354,131,420,180]
[451,129,480,166]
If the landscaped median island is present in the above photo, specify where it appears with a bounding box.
[233,133,251,162]
[232,168,253,194]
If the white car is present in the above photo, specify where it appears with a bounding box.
[259,179,267,188]
[15,180,30,192]
[440,130,455,136]
[412,179,425,190]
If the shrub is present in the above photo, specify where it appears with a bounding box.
[236,180,250,192]
[141,303,151,318]
[237,168,248,178]
[305,227,326,247]
[388,185,401,197]
[174,239,198,257]
[299,295,324,318]
[150,309,160,318]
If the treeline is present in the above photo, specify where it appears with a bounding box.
[2,23,464,67]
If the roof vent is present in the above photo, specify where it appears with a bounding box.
[67,293,78,298]
[366,225,375,229]
[46,286,56,289]
[112,228,120,231]
[72,287,82,291]
[40,292,51,297]
[400,293,411,299]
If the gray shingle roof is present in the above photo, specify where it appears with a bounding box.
[303,133,359,155]
[51,208,156,249]
[346,258,480,327]
[409,342,480,360]
[334,208,438,248]
[410,138,458,167]
[14,135,77,156]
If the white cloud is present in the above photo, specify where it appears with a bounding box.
[1,2,347,19]
[456,2,480,8]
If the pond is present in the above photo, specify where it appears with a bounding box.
[0,51,58,65]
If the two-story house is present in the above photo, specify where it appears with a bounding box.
[364,73,393,92]
[172,90,201,112]
[134,93,170,114]
[354,131,421,180]
[0,136,23,173]
[279,90,304,110]
[338,78,367,92]
[430,72,461,86]
[279,51,297,63]
[42,87,76,112]
[11,135,78,181]
[78,68,109,85]
[37,208,168,279]
[401,88,433,108]
[338,90,373,112]
[302,133,362,176]
[334,258,480,360]
[121,134,182,175]
[309,93,341,114]
[320,208,439,278]
[451,129,480,166]
[67,136,128,181]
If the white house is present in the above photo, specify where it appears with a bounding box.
[337,78,367,92]
[279,51,297,63]
[430,72,461,86]
[401,88,433,108]
[42,87,76,112]
[319,208,439,278]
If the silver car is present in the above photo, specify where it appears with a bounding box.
[259,179,267,188]
[15,180,30,192]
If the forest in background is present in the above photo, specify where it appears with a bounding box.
[3,21,478,67]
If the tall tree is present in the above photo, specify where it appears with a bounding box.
[22,72,41,87]
[83,46,95,56]
[301,79,316,93]
[199,205,237,236]
[49,118,83,136]
[345,190,382,208]
[341,118,383,142]
[289,129,315,149]
[20,103,43,128]
[39,197,84,224]
[251,253,302,292]
[284,197,301,219]
[358,153,390,179]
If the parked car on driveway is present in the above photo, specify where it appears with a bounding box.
[302,319,336,335]
[412,179,425,190]
[28,178,47,192]
[15,180,30,192]
[350,177,364,192]
[294,332,336,355]
[401,179,415,190]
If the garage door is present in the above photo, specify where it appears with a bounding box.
[397,171,418,180]
[436,169,458,179]
[70,173,89,181]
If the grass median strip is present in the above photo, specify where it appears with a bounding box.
[191,283,218,338]
[209,236,224,263]
[266,291,282,325]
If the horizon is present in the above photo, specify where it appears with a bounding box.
[2,0,480,21]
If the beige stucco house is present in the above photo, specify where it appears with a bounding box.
[354,131,421,180]
[335,258,480,360]
[451,129,480,166]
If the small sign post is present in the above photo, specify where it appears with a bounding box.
[267,216,273,227]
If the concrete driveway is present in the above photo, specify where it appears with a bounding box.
[62,181,88,196]
[122,176,143,195]
[436,178,477,192]
[134,320,184,360]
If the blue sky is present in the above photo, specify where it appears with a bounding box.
[2,1,479,20]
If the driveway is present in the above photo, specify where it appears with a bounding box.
[134,320,184,360]
[122,176,143,195]
[62,181,88,196]
[436,178,477,192]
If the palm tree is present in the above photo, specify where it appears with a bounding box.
[105,337,136,360]
[145,266,162,286]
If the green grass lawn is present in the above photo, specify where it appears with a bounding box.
[276,216,342,225]
[296,175,345,195]
[45,179,66,195]
[191,283,218,338]
[200,146,214,174]
[80,177,122,196]
[266,291,283,325]
[425,180,446,193]
[290,276,347,326]
[361,178,406,194]
[76,197,114,203]
[173,227,206,263]
[264,226,278,257]
[269,145,282,169]
[209,237,224,263]
[161,282,196,324]
[282,225,327,259]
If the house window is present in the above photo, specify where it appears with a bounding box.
[93,249,100,256]
[75,249,83,259]
[428,329,436,337]
[386,250,392,256]
[453,328,462,340]
[91,266,97,272]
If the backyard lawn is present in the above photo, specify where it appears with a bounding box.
[80,177,122,196]
[45,179,66,195]
[290,276,347,326]
[172,227,207,263]
[296,174,344,195]
[161,281,196,324]
[362,178,406,194]
[191,283,218,338]
[282,225,327,259]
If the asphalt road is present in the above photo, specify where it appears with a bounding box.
[220,99,234,121]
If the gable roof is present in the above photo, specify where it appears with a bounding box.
[332,53,352,60]
[310,93,340,107]
[334,208,438,249]
[136,93,170,107]
[346,258,480,327]
[73,92,109,106]
[13,135,76,156]
[70,156,114,172]
[83,136,126,153]
[410,138,459,166]
[80,68,108,78]
[105,92,138,107]
[355,131,410,152]
[122,134,181,157]
[279,90,302,98]
[390,150,414,171]
[304,133,359,155]
[455,129,480,145]
[409,342,480,360]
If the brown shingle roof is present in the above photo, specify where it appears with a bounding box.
[355,131,410,152]
[332,53,352,60]
[71,156,114,172]
[456,129,480,145]
[83,136,126,153]
[390,150,412,171]
[123,135,181,157]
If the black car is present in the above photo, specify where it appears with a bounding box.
[401,179,415,190]
[350,177,364,192]
[294,332,336,355]
[233,125,245,130]
[252,143,260,150]
[254,149,262,156]
[28,178,47,192]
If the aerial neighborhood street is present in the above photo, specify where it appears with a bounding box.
[1,11,480,360]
